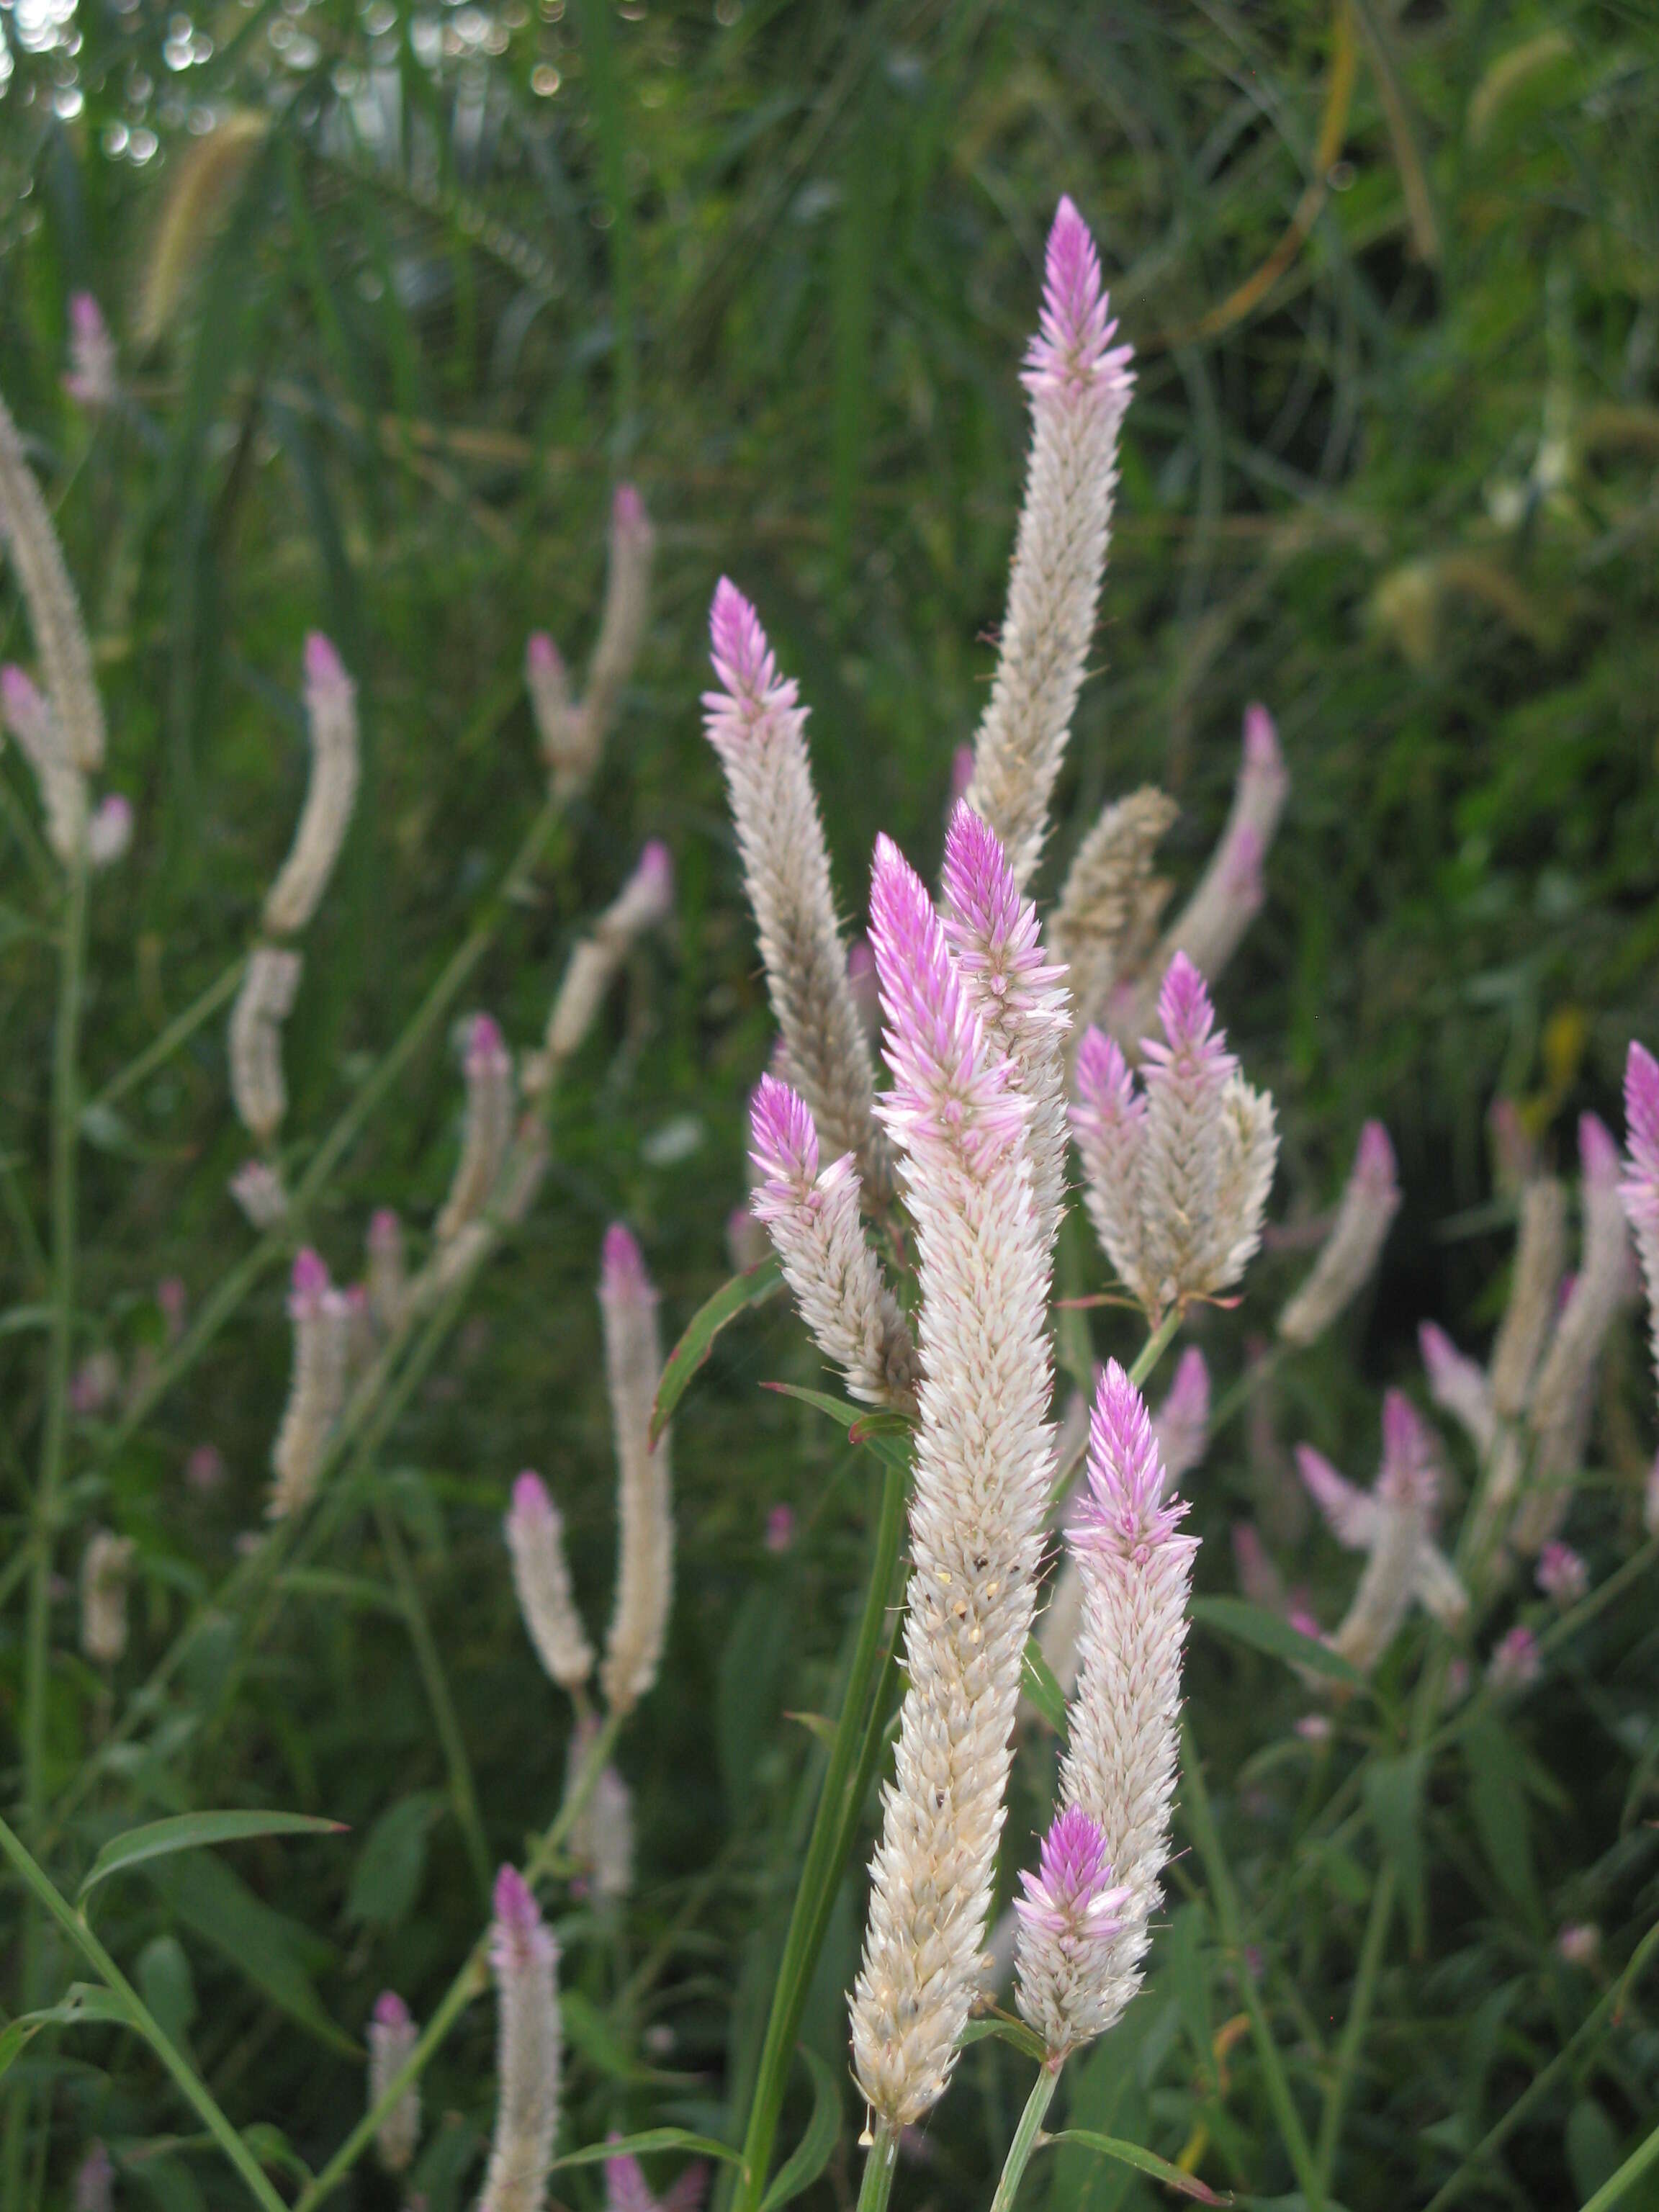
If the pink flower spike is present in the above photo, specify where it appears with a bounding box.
[949,743,975,804]
[605,2146,655,2212]
[940,801,1061,1003]
[601,1223,655,1307]
[302,631,349,695]
[1073,1025,1143,1138]
[369,1207,401,1253]
[765,1503,796,1554]
[706,578,783,710]
[1145,953,1231,1078]
[611,483,647,534]
[526,631,562,680]
[511,1470,553,1524]
[1295,1444,1377,1549]
[1015,1804,1128,1940]
[1536,1540,1588,1605]
[1625,1043,1659,1172]
[1356,1120,1396,1187]
[0,663,48,740]
[1579,1112,1619,1187]
[1072,1359,1190,1556]
[750,1073,819,1193]
[1153,1345,1210,1487]
[1379,1389,1437,1510]
[490,1864,552,1966]
[467,1012,507,1068]
[290,1248,331,1309]
[373,1990,412,2031]
[1022,197,1134,404]
[1487,1624,1542,1693]
[1243,701,1281,774]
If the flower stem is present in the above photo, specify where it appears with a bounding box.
[86,951,246,1115]
[989,2065,1060,2212]
[1313,1860,1395,2191]
[854,2120,900,2212]
[1126,1305,1181,1391]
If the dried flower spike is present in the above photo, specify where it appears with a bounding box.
[367,1991,421,2174]
[228,946,302,1144]
[263,633,361,937]
[749,1074,917,1409]
[436,1015,516,1242]
[1,660,87,860]
[964,199,1134,891]
[80,1528,135,1665]
[704,581,881,1187]
[480,1866,562,2212]
[1278,1121,1401,1347]
[0,387,105,771]
[598,1226,673,1714]
[268,1249,349,1519]
[506,1471,595,1691]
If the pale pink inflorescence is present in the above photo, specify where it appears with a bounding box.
[1017,1364,1197,2058]
[1297,1392,1466,1670]
[86,793,133,867]
[1012,1804,1130,2059]
[747,1074,917,1409]
[228,946,303,1144]
[566,1716,635,1907]
[230,1159,289,1229]
[526,484,655,797]
[529,840,675,1091]
[367,1207,407,1335]
[0,387,105,773]
[73,2143,113,2212]
[1489,1174,1568,1420]
[1278,1120,1401,1347]
[436,1014,516,1243]
[268,1248,351,1519]
[598,1226,673,1715]
[1051,786,1177,1043]
[480,1867,562,2212]
[703,581,881,1187]
[1620,1041,1659,1397]
[506,1471,595,1691]
[848,832,1058,2127]
[80,1528,135,1665]
[263,634,360,938]
[963,198,1134,893]
[604,2145,707,2212]
[367,1990,421,2174]
[1536,1539,1587,1606]
[1072,954,1277,1324]
[941,799,1071,1251]
[63,292,118,411]
[1418,1321,1498,1459]
[1,660,88,860]
[1487,1624,1541,1694]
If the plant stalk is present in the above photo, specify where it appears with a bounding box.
[853,2120,899,2212]
[989,2064,1060,2212]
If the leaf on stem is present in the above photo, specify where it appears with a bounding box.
[1190,1596,1369,1692]
[1041,2130,1231,2203]
[757,2047,842,2212]
[80,1810,347,1900]
[650,1254,783,1444]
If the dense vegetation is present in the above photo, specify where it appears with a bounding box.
[1,3,1658,2208]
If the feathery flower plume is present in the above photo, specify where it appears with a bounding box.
[80,1528,135,1665]
[1,661,86,860]
[1419,1321,1497,1457]
[941,800,1071,1249]
[1147,704,1288,1004]
[1488,1175,1568,1419]
[1620,1040,1659,1394]
[1072,955,1277,1323]
[506,1471,594,1691]
[367,1208,406,1336]
[963,199,1134,891]
[0,387,105,771]
[1051,786,1176,1040]
[528,840,673,1091]
[527,485,655,796]
[264,634,360,937]
[1012,1804,1130,2060]
[1516,1115,1630,1555]
[848,836,1055,2127]
[598,1227,673,1714]
[228,946,302,1143]
[86,793,132,868]
[748,1075,917,1409]
[436,1015,516,1242]
[230,1159,289,1229]
[703,582,881,1184]
[1536,1540,1587,1605]
[480,1867,561,2212]
[268,1249,349,1519]
[367,1992,421,2174]
[1152,1345,1210,1488]
[1020,1364,1196,2056]
[1486,1624,1540,1694]
[1278,1121,1401,1347]
[567,1717,634,1905]
[63,292,117,411]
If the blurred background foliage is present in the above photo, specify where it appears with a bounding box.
[1,0,1659,2206]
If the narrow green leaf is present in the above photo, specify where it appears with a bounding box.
[0,1987,132,2082]
[650,1254,783,1445]
[757,2047,842,2212]
[1463,1717,1542,1927]
[959,2011,1049,2064]
[80,1810,347,1899]
[1190,1596,1368,1691]
[549,2131,742,2174]
[145,1855,352,2054]
[1022,1636,1069,1737]
[1042,2131,1229,2204]
[1364,1751,1428,1952]
[761,1382,913,1473]
[560,1990,650,2082]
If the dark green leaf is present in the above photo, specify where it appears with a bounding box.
[761,1382,912,1473]
[757,2046,842,2212]
[1364,1752,1427,1953]
[145,1855,352,2054]
[959,2011,1049,2064]
[1190,1597,1368,1691]
[0,1987,132,2082]
[650,1254,783,1444]
[80,1810,346,1899]
[346,1793,441,1928]
[137,1933,198,2045]
[1464,1717,1542,1927]
[1042,2131,1229,2204]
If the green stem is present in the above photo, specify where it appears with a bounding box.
[0,1814,289,2212]
[86,953,246,1115]
[374,1491,493,1903]
[295,1706,624,2212]
[731,1454,909,2212]
[1181,1727,1323,2209]
[1313,1861,1395,2190]
[854,2121,899,2212]
[1578,2124,1659,2212]
[989,2066,1060,2212]
[1126,1306,1182,1391]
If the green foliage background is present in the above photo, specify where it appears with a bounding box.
[1,1,1659,2207]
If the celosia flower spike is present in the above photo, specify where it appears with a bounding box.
[940,800,1071,1249]
[1620,1040,1659,1396]
[1149,704,1289,1004]
[1152,1345,1210,1489]
[367,1207,406,1335]
[1279,1121,1401,1347]
[748,1075,917,1409]
[228,946,302,1144]
[1,660,86,860]
[1051,786,1177,1038]
[1071,1022,1148,1299]
[528,486,655,796]
[63,292,117,411]
[506,1471,595,1691]
[436,1014,516,1242]
[367,1991,421,2174]
[567,1718,635,1906]
[529,840,673,1090]
[80,1528,135,1665]
[1487,1624,1540,1694]
[1488,1175,1568,1419]
[598,1226,673,1714]
[849,834,1055,2127]
[965,199,1135,892]
[263,633,361,937]
[268,1248,350,1519]
[704,582,881,1187]
[479,1866,561,2212]
[1012,1804,1130,2059]
[1419,1321,1496,1457]
[1536,1540,1587,1605]
[86,794,132,868]
[230,1159,289,1228]
[0,387,105,771]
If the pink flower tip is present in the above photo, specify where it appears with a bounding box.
[1624,1041,1659,1152]
[526,630,562,678]
[185,1444,225,1492]
[941,800,1026,954]
[1536,1540,1587,1604]
[950,742,975,804]
[1154,951,1220,1056]
[0,664,43,724]
[372,1990,411,2030]
[1023,196,1133,402]
[511,1470,552,1521]
[1356,1120,1396,1184]
[1488,1624,1541,1689]
[1074,1024,1136,1114]
[70,291,107,340]
[1074,1359,1187,1552]
[369,1207,401,1250]
[765,1503,796,1554]
[467,1012,506,1064]
[1579,1112,1619,1187]
[302,631,348,691]
[1015,1804,1128,1938]
[601,1222,653,1302]
[1164,1344,1210,1423]
[291,1248,331,1301]
[709,577,771,697]
[1418,1321,1456,1379]
[492,1863,539,1938]
[631,838,674,907]
[611,482,647,531]
[1380,1389,1436,1501]
[750,1073,817,1184]
[1243,701,1280,771]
